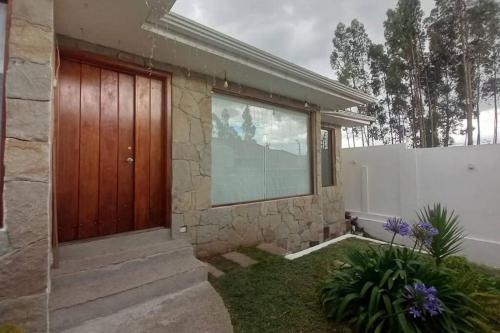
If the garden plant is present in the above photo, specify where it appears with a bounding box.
[320,204,497,333]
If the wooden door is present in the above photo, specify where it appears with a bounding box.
[55,55,170,242]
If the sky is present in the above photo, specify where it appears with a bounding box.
[172,0,435,79]
[172,0,496,146]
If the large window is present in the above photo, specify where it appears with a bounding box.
[211,94,311,205]
[321,128,336,187]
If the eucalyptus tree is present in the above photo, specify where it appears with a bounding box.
[427,0,462,146]
[331,19,373,145]
[369,44,393,143]
[384,0,427,147]
[466,0,500,144]
[479,0,500,144]
[384,56,412,144]
[331,19,371,90]
[455,0,478,145]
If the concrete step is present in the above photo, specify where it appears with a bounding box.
[54,237,191,277]
[57,228,171,261]
[50,229,207,332]
[60,282,233,333]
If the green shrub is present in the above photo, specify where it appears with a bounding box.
[444,256,500,293]
[321,245,483,332]
[418,204,465,265]
[444,256,500,332]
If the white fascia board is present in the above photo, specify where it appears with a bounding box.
[321,111,374,127]
[143,22,364,107]
[145,13,377,106]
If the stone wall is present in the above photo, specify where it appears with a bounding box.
[55,35,345,257]
[171,79,325,256]
[0,0,54,332]
[321,127,346,238]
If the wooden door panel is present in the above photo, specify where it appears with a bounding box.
[56,54,170,242]
[56,60,81,242]
[149,79,165,227]
[117,73,135,233]
[134,76,151,230]
[99,69,119,236]
[78,64,101,239]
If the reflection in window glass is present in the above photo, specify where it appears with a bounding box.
[211,94,311,205]
[321,128,335,187]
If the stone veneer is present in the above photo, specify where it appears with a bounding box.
[0,0,54,331]
[56,35,346,258]
[322,128,346,237]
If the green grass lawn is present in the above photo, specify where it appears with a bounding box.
[208,239,371,333]
[208,239,500,333]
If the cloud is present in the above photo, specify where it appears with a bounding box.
[173,0,494,143]
[172,0,435,81]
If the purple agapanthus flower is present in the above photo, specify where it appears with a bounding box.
[404,283,444,319]
[411,221,439,245]
[383,217,411,236]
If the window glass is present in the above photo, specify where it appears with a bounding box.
[321,128,335,187]
[212,94,311,205]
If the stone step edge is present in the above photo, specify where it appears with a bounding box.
[50,257,208,311]
[57,228,172,260]
[50,266,208,331]
[53,242,193,277]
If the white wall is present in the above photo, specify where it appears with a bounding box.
[342,144,500,267]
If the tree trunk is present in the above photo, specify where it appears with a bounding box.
[444,75,451,147]
[494,56,498,144]
[423,69,436,147]
[345,128,351,148]
[443,67,455,147]
[476,64,481,145]
[387,96,395,144]
[458,0,474,145]
[408,73,418,148]
[398,112,403,143]
[410,44,426,148]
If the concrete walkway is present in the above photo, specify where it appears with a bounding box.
[63,282,233,333]
[222,251,258,267]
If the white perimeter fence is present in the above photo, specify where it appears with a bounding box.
[342,143,500,267]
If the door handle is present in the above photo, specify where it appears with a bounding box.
[126,157,134,164]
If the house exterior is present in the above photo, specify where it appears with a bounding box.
[0,0,375,331]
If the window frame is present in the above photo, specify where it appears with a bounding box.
[321,126,337,187]
[211,90,315,207]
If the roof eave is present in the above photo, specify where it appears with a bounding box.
[145,12,377,106]
[321,111,375,127]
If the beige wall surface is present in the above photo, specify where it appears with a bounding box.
[0,0,54,331]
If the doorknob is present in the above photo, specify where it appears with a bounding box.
[126,157,134,163]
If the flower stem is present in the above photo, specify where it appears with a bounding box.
[390,232,396,248]
[411,240,418,254]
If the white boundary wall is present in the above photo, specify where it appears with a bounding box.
[342,144,500,267]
